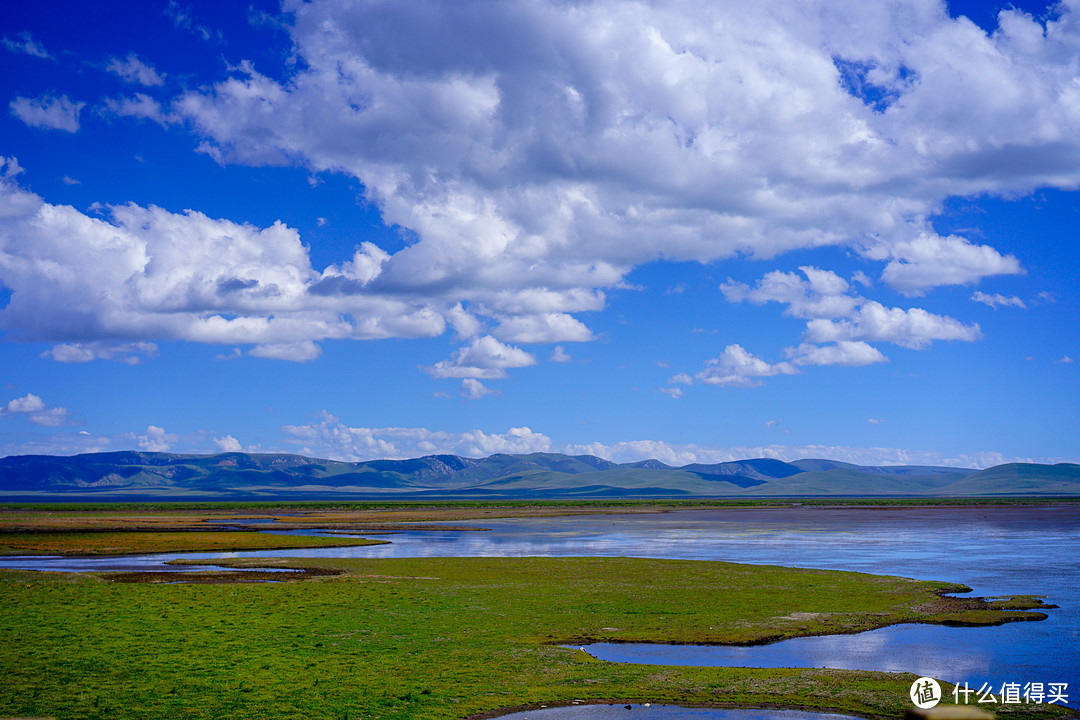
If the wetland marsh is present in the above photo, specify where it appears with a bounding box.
[0,502,1077,720]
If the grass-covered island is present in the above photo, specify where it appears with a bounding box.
[0,530,388,556]
[0,548,1072,720]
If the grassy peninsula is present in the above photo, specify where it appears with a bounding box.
[0,530,387,556]
[0,554,1069,720]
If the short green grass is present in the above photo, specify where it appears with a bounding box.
[0,556,1071,720]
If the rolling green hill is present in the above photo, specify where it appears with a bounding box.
[934,462,1080,495]
[0,451,1077,500]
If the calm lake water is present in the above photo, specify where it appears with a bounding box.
[2,505,1077,710]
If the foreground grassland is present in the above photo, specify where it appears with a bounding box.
[0,556,1070,720]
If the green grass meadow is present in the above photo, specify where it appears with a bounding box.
[0,555,1071,720]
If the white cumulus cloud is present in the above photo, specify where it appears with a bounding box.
[0,393,72,426]
[563,439,1072,470]
[102,94,174,125]
[41,342,159,365]
[972,291,1027,309]
[10,95,85,132]
[786,341,888,367]
[423,335,536,379]
[8,0,1080,382]
[804,301,981,349]
[213,435,243,452]
[281,413,552,460]
[694,344,798,388]
[249,341,322,363]
[169,0,1080,315]
[2,32,51,60]
[876,233,1023,296]
[723,265,982,358]
[460,378,498,400]
[493,312,593,344]
[106,54,165,86]
[721,267,860,320]
[0,163,446,352]
[136,425,173,452]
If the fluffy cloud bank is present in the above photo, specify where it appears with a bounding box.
[174,0,1060,297]
[0,158,448,358]
[0,423,232,458]
[7,0,1080,377]
[275,414,1071,469]
[669,266,975,391]
[281,413,553,460]
[723,266,982,350]
[3,412,1074,469]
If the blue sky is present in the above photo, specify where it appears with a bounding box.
[0,0,1077,467]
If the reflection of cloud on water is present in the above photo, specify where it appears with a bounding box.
[585,623,996,679]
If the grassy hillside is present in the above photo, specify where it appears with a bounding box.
[936,463,1080,495]
[1,452,1077,499]
[741,468,968,496]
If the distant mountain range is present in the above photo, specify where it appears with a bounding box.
[1,451,1079,500]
